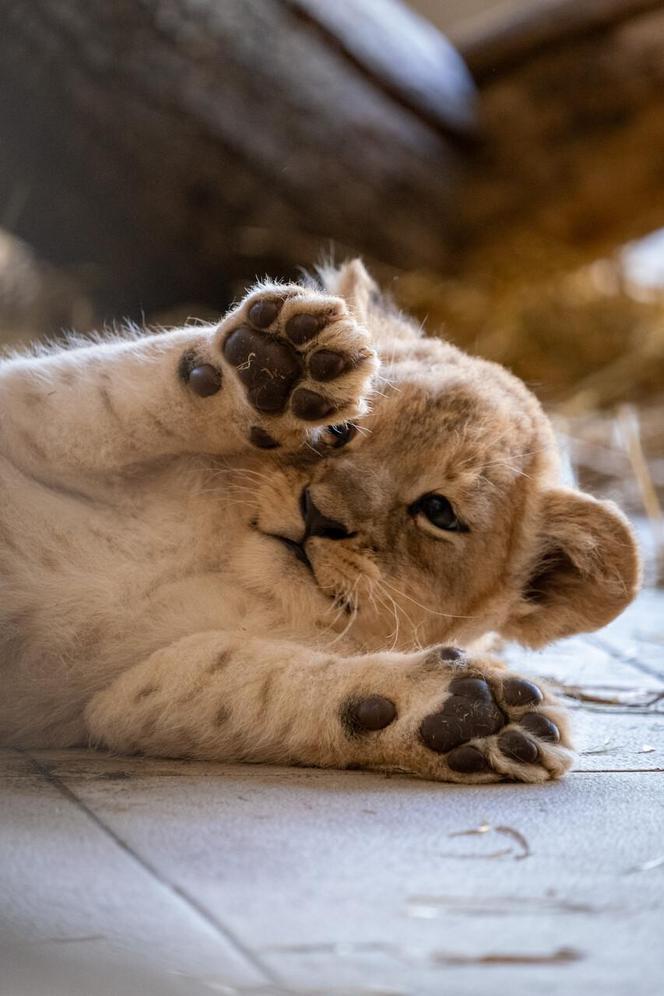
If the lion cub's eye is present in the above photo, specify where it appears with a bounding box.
[409,493,468,533]
[321,423,357,449]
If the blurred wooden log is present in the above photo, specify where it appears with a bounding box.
[285,0,476,136]
[0,0,474,317]
[459,0,664,80]
[452,0,664,280]
[3,0,663,324]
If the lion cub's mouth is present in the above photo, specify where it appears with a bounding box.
[263,531,360,618]
[267,533,313,572]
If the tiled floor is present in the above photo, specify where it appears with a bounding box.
[2,590,664,996]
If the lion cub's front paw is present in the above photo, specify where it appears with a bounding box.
[340,648,574,784]
[218,285,377,445]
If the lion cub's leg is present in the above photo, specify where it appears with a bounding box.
[85,634,573,784]
[0,283,376,484]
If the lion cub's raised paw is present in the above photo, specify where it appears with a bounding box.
[217,284,377,448]
[339,647,574,784]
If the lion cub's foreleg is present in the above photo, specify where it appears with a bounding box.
[0,283,376,485]
[85,634,573,784]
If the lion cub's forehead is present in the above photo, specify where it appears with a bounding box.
[369,361,543,490]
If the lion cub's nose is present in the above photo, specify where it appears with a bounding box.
[301,488,353,541]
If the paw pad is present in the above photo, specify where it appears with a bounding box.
[502,677,543,707]
[449,675,493,702]
[447,745,491,773]
[223,326,300,413]
[415,674,562,777]
[418,679,504,754]
[222,291,369,421]
[248,299,280,328]
[187,364,223,397]
[498,730,539,764]
[308,349,349,382]
[341,667,567,782]
[344,695,397,734]
[291,387,335,421]
[285,312,321,344]
[520,712,560,742]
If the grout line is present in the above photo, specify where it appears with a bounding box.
[571,767,664,774]
[581,633,664,683]
[22,749,280,988]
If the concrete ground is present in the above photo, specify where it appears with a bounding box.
[2,588,664,996]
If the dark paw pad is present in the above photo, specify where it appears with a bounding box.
[449,676,493,702]
[248,299,282,329]
[309,350,349,382]
[285,312,322,345]
[520,712,560,743]
[291,387,335,421]
[447,745,491,773]
[344,695,397,734]
[502,677,544,707]
[222,295,358,420]
[223,327,300,413]
[188,364,222,397]
[498,730,539,764]
[419,683,504,754]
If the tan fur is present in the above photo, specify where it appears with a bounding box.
[0,261,640,783]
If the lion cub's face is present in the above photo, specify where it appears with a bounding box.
[238,305,639,653]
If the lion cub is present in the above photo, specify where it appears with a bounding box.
[0,261,640,782]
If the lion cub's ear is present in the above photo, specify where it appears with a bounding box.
[333,259,377,324]
[504,489,641,648]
